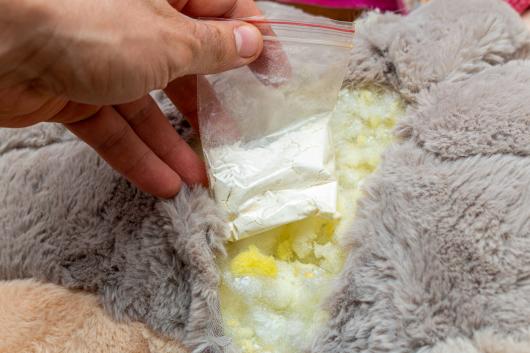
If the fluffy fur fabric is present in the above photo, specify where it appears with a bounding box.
[311,141,530,352]
[429,328,530,353]
[0,101,229,351]
[347,0,530,100]
[310,0,530,351]
[1,1,530,353]
[0,279,187,353]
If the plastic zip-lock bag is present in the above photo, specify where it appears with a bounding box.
[199,16,353,240]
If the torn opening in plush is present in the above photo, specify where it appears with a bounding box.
[216,86,405,353]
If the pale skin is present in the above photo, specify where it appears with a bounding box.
[0,0,264,198]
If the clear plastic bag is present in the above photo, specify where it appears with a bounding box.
[198,16,353,240]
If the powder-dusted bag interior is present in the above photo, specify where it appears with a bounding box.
[198,15,353,241]
[1,1,530,353]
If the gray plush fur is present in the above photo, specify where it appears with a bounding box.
[2,1,530,353]
[0,97,230,352]
[429,327,530,353]
[311,143,530,352]
[396,61,530,159]
[347,0,530,100]
[311,35,530,353]
[309,2,530,349]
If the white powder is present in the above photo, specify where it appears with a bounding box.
[205,114,338,240]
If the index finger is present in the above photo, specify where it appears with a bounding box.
[65,107,183,198]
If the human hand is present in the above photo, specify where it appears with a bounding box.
[0,0,264,198]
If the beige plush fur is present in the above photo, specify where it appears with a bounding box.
[0,279,187,353]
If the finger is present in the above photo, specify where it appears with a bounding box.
[245,19,293,87]
[115,95,207,186]
[65,106,182,198]
[175,16,263,75]
[163,75,199,131]
[164,1,290,86]
[48,101,101,124]
[172,0,290,84]
[170,0,261,18]
[164,76,241,146]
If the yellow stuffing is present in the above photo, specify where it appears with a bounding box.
[314,242,342,273]
[219,86,405,353]
[275,240,295,261]
[230,245,278,278]
[272,217,337,266]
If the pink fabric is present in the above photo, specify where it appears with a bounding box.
[506,0,530,13]
[277,0,530,13]
[275,0,403,11]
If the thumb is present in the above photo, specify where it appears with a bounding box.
[180,18,264,75]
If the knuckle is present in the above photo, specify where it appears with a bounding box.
[96,123,129,153]
[192,22,229,67]
[208,26,226,59]
[223,0,239,17]
[189,21,204,57]
[126,99,156,127]
[157,27,187,80]
[159,136,187,160]
[122,149,151,178]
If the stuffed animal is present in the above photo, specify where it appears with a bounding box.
[1,1,530,353]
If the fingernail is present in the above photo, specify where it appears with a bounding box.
[234,25,261,58]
